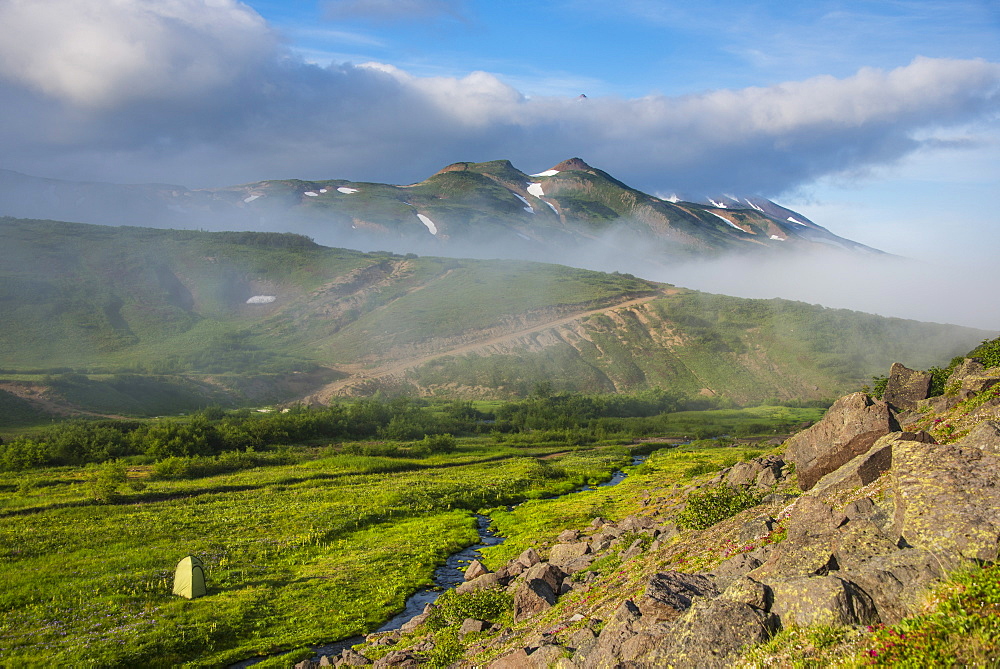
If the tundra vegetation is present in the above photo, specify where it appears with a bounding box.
[0,393,819,667]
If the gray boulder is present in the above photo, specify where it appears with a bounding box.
[769,575,879,626]
[492,643,565,669]
[373,650,422,668]
[618,514,656,531]
[459,618,490,635]
[784,392,899,491]
[839,548,945,624]
[455,572,502,595]
[726,460,765,486]
[749,531,837,581]
[708,546,771,590]
[956,420,1000,454]
[337,649,372,666]
[548,541,590,567]
[738,516,775,544]
[513,578,558,621]
[830,518,899,571]
[947,357,986,387]
[719,576,772,611]
[884,362,933,411]
[891,438,1000,564]
[523,562,567,593]
[582,600,645,668]
[806,431,933,501]
[464,559,490,581]
[946,359,1000,400]
[516,547,542,569]
[556,529,580,542]
[644,599,778,668]
[637,572,718,623]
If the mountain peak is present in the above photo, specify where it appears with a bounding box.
[551,157,594,172]
[434,159,518,175]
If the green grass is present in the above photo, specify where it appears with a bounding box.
[0,438,628,667]
[478,443,768,569]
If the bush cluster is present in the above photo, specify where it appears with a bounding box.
[675,485,765,530]
[0,399,470,471]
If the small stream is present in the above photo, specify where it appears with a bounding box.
[234,454,646,666]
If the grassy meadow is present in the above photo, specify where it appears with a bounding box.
[0,398,817,667]
[0,438,625,667]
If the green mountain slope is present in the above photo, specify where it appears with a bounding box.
[0,217,988,415]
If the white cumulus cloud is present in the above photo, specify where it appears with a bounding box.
[0,0,997,199]
[0,0,276,107]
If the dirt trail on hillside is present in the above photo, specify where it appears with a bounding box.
[0,382,118,420]
[303,290,676,404]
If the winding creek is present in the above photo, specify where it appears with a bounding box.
[234,454,647,667]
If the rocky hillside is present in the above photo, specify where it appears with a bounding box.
[305,354,1000,667]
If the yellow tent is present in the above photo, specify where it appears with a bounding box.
[172,556,207,599]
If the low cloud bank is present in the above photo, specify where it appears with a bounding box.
[655,251,1000,332]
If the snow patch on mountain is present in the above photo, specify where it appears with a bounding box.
[666,194,680,203]
[708,198,728,209]
[417,214,438,235]
[707,211,746,231]
[770,235,786,241]
[243,194,260,203]
[531,169,560,177]
[527,182,545,197]
[745,199,764,212]
[338,187,359,194]
[787,216,808,226]
[304,191,319,197]
[246,295,276,304]
[512,193,534,213]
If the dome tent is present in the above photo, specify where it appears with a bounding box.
[172,555,207,599]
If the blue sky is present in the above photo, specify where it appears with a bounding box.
[0,0,998,324]
[265,1,999,98]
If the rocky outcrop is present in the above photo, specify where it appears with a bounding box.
[785,392,899,490]
[806,430,934,500]
[890,433,1000,565]
[883,362,932,411]
[768,575,878,627]
[724,455,785,488]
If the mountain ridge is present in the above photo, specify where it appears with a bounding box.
[0,158,882,265]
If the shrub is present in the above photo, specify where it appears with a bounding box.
[90,459,128,503]
[865,374,888,399]
[969,336,1000,368]
[927,366,950,397]
[684,462,717,478]
[424,588,512,632]
[676,485,764,530]
[420,433,456,454]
